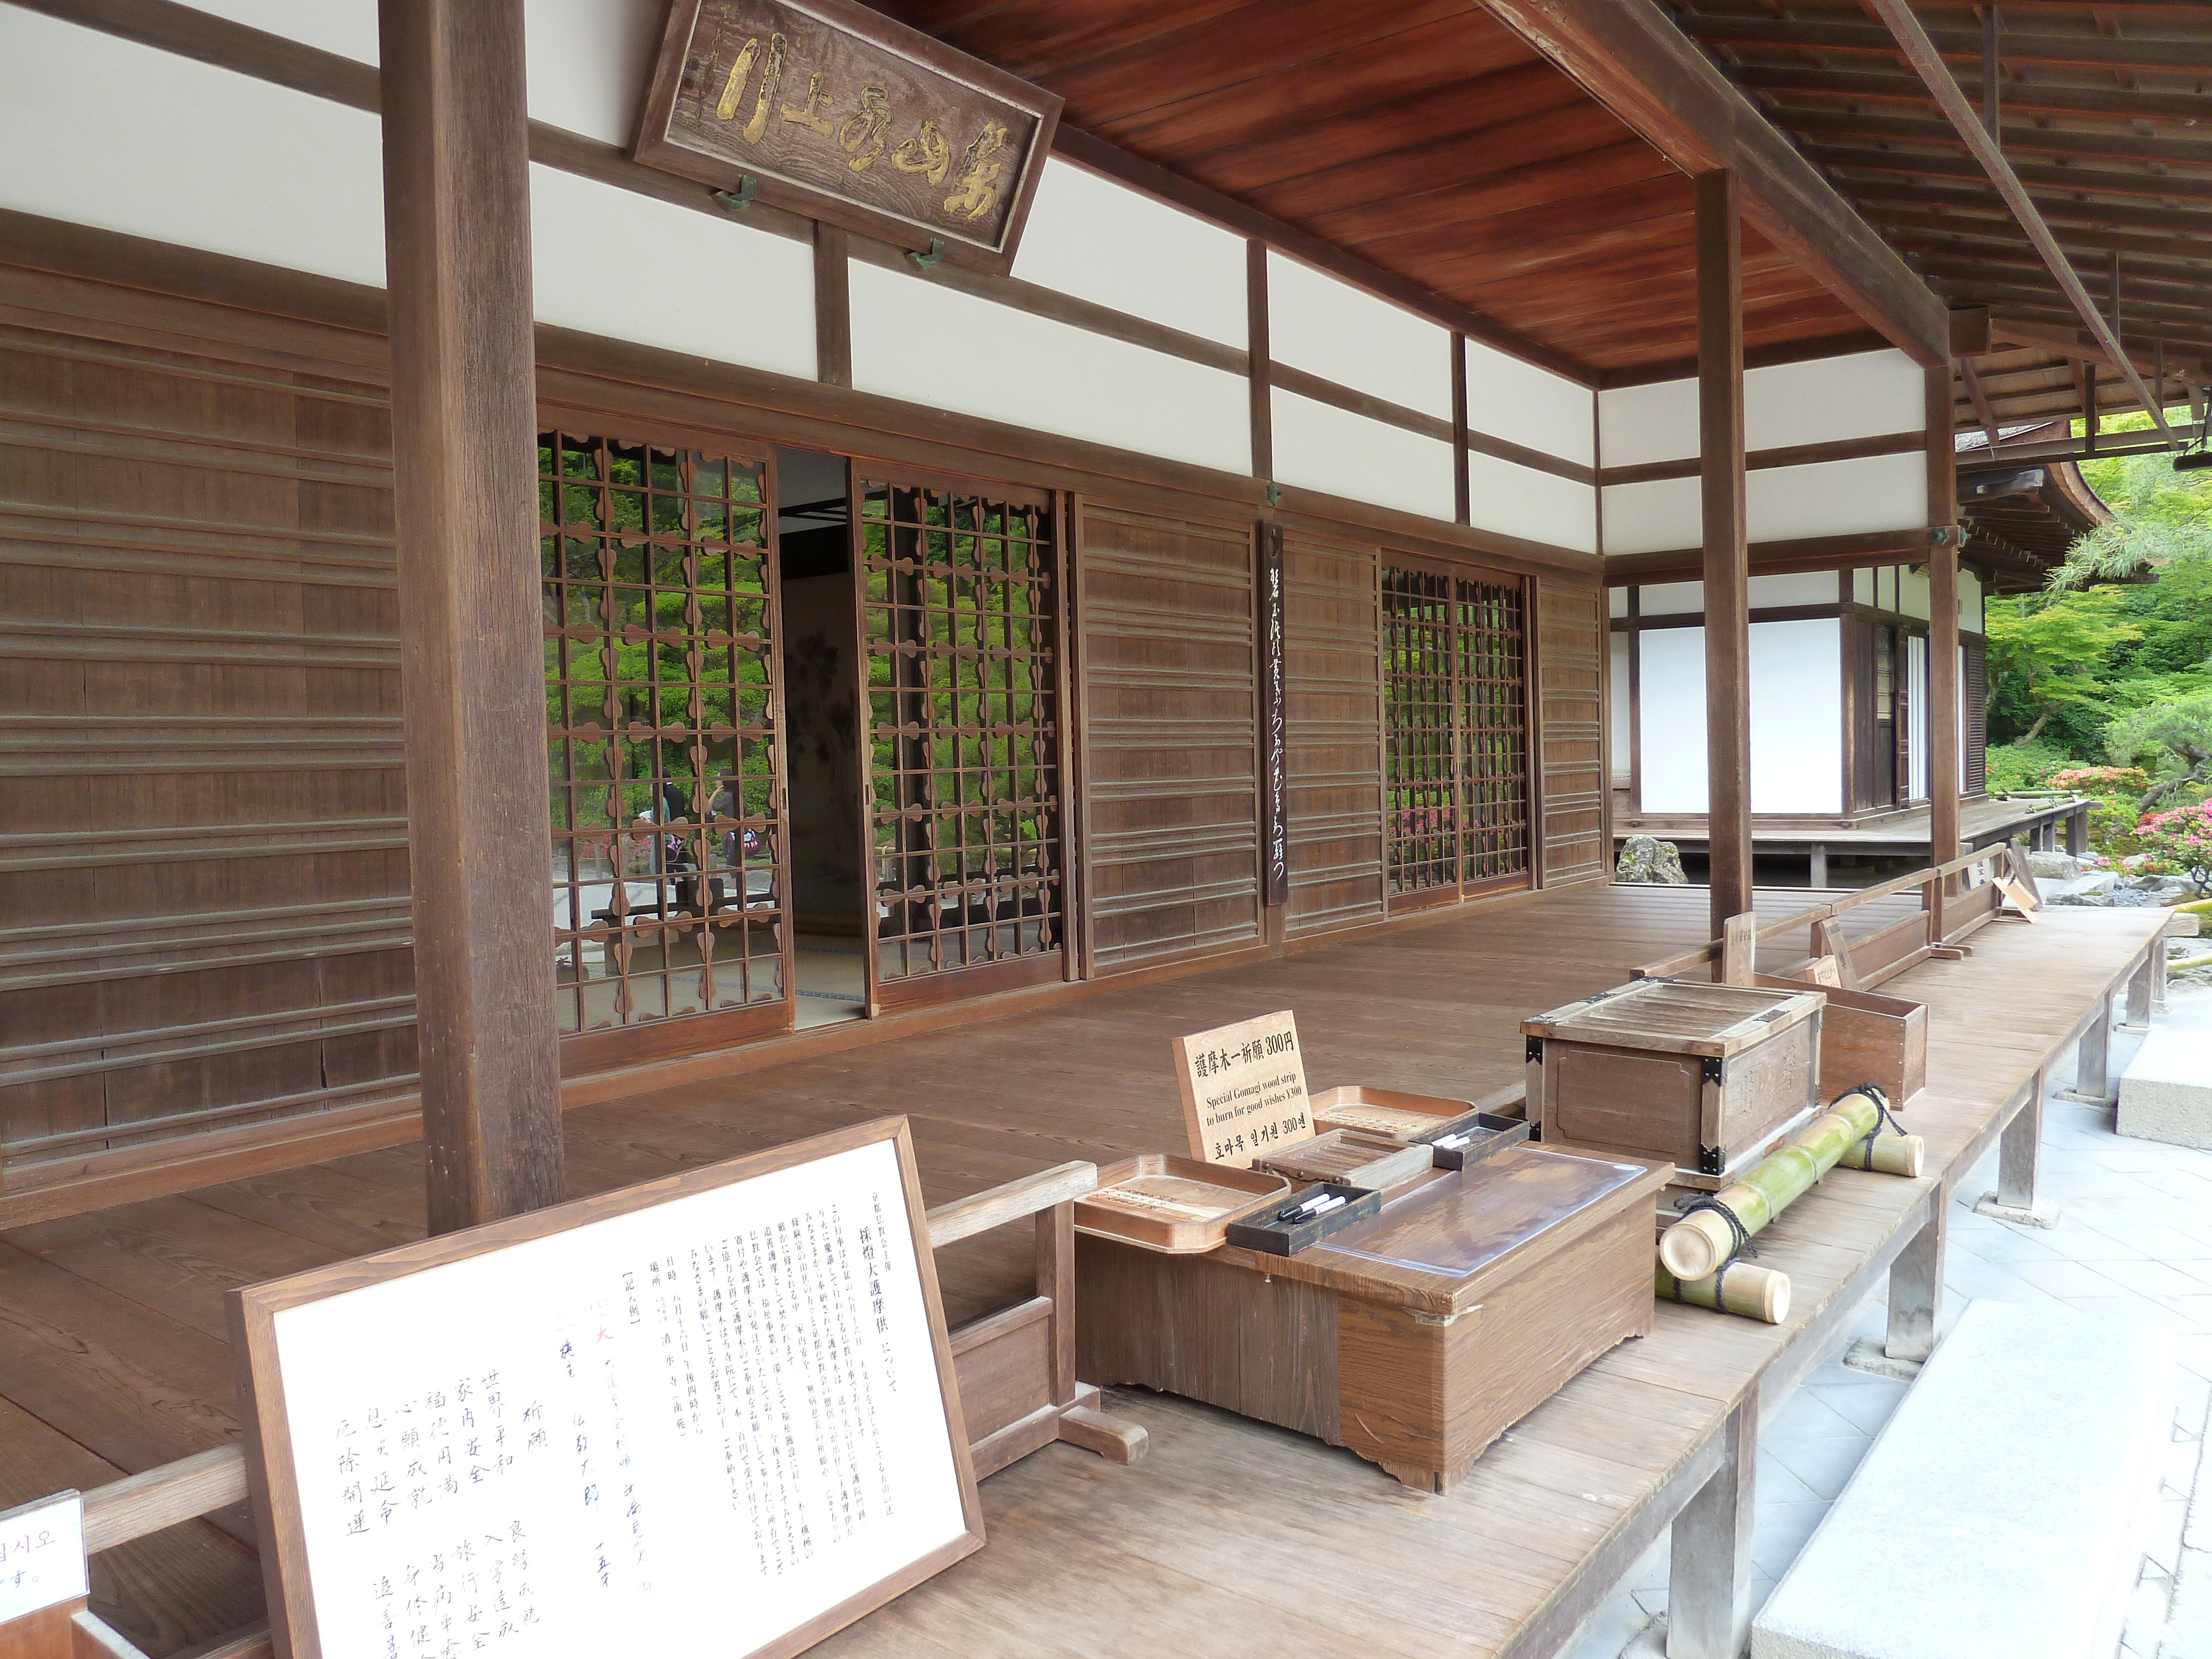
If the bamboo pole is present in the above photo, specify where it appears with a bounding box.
[1656,1261,1792,1323]
[1659,1086,1918,1280]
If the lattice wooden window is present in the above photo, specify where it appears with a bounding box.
[857,477,1063,986]
[542,431,785,1035]
[1383,562,1530,905]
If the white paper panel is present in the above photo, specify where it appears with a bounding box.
[1640,581,1703,617]
[1635,620,1843,815]
[1609,587,1630,619]
[0,8,387,285]
[526,0,664,143]
[1610,633,1633,787]
[532,166,815,379]
[1638,627,1708,815]
[1467,449,1597,554]
[853,262,1250,475]
[1600,477,1702,557]
[1015,159,1246,347]
[1747,453,1928,542]
[1908,634,1930,799]
[1465,338,1594,465]
[1267,251,1452,420]
[1599,379,1699,469]
[1746,349,1924,448]
[1854,568,1876,605]
[1271,390,1455,521]
[1749,572,1843,608]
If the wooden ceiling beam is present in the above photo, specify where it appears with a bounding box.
[1876,215,2212,272]
[1735,64,2212,125]
[1815,143,2212,206]
[1676,14,2212,76]
[1913,251,2212,309]
[1846,178,2212,238]
[1959,357,2002,448]
[1475,0,1950,364]
[1782,108,2212,170]
[1985,310,2212,379]
[1863,0,2173,441]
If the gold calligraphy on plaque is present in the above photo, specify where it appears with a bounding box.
[635,0,1062,273]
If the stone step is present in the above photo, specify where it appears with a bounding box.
[2120,1024,2212,1151]
[1753,1299,2175,1659]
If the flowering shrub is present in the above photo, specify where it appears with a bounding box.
[2049,766,2151,794]
[2137,802,2212,895]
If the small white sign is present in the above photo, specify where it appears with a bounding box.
[1173,1009,1312,1168]
[0,1491,87,1620]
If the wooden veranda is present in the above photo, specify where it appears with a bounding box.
[0,879,2167,1658]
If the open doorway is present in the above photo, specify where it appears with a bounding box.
[774,446,868,1026]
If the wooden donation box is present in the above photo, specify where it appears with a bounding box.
[1524,979,1827,1188]
[1078,1149,1664,1493]
[228,1119,983,1659]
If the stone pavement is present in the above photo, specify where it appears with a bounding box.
[1571,984,2212,1659]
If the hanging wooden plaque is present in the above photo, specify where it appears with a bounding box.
[633,0,1063,274]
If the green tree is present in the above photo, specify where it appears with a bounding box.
[2106,692,2212,812]
[1984,588,2140,748]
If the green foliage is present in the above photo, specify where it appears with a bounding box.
[1984,589,2140,752]
[1983,738,2072,794]
[2106,692,2212,813]
[2047,766,2150,793]
[2137,801,2212,895]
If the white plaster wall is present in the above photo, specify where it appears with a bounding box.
[1466,449,1597,554]
[1854,568,1876,606]
[1747,452,1929,542]
[185,0,377,59]
[1746,349,1924,448]
[1601,477,1701,557]
[1267,251,1452,420]
[531,165,815,379]
[1750,572,1843,608]
[1960,566,1985,634]
[1465,337,1594,466]
[1634,619,1843,815]
[1610,632,1634,787]
[0,8,388,285]
[1908,634,1930,800]
[852,262,1250,475]
[1599,379,1698,469]
[1900,567,1932,620]
[1271,391,1455,521]
[1640,581,1703,618]
[1609,587,1630,619]
[1016,159,1246,348]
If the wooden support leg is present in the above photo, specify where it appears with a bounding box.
[2066,806,2087,857]
[1667,1394,1756,1659]
[1976,1070,2058,1228]
[1040,1200,1148,1465]
[1884,1202,1943,1365]
[2058,999,2114,1106]
[1809,843,1827,889]
[2121,950,2155,1032]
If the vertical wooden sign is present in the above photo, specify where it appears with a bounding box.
[1258,525,1288,908]
[1173,1010,1311,1168]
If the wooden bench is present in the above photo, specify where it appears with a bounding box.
[0,1162,1142,1659]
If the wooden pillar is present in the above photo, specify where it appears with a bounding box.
[1697,171,1752,940]
[380,0,565,1232]
[1927,365,1961,905]
[1667,1392,1757,1659]
[1886,1198,1943,1364]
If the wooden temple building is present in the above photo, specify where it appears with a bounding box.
[0,1,2199,1657]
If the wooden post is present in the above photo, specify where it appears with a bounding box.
[1698,171,1753,942]
[1719,912,1757,987]
[2061,996,2114,1104]
[1886,1201,1943,1364]
[380,0,565,1232]
[1927,364,1961,937]
[2122,946,2156,1031]
[1996,1069,2047,1212]
[1667,1391,1757,1659]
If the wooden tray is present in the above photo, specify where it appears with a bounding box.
[1255,1128,1434,1192]
[1310,1084,1479,1140]
[1073,1155,1289,1254]
[1422,1112,1533,1171]
[1223,1182,1382,1257]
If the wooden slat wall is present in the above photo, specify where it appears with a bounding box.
[1281,528,1384,939]
[0,312,413,1170]
[1963,637,1987,797]
[1076,501,1262,973]
[1535,580,1608,886]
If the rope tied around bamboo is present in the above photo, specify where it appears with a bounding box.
[1657,1083,1927,1282]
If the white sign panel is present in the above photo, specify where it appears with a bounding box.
[0,1491,87,1620]
[238,1126,977,1659]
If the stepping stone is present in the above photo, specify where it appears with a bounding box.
[1753,1299,2174,1659]
[2118,1024,2212,1151]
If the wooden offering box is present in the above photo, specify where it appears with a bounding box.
[1523,979,1825,1189]
[1078,1146,1668,1493]
[1073,1155,1287,1253]
[1756,974,1927,1107]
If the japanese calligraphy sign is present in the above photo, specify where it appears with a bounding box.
[0,1491,86,1622]
[1173,1009,1313,1169]
[229,1118,980,1659]
[634,0,1063,274]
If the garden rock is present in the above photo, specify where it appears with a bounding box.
[2048,889,2162,909]
[2026,851,2083,880]
[1616,835,1687,885]
[2121,874,2198,899]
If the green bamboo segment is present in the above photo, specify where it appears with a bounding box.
[1835,1132,1924,1177]
[1658,1086,1891,1281]
[1656,1261,1791,1323]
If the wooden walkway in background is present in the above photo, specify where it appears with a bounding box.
[0,882,2166,1657]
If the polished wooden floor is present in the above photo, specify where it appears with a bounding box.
[0,881,2164,1657]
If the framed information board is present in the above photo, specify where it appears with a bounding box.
[229,1118,982,1659]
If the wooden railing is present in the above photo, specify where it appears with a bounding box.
[1637,840,2033,990]
[7,1161,1137,1659]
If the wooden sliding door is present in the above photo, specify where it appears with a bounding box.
[541,429,794,1069]
[1381,559,1532,911]
[1076,501,1262,974]
[1281,529,1385,938]
[1535,581,1608,886]
[852,469,1068,1013]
